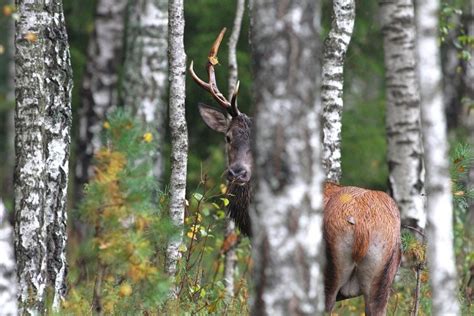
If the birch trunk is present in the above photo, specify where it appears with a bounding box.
[122,0,168,184]
[224,0,246,298]
[380,0,426,230]
[15,0,73,313]
[0,199,17,316]
[165,0,188,279]
[416,0,460,314]
[321,0,355,183]
[75,0,127,202]
[251,1,325,314]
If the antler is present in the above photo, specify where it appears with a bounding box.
[189,28,240,117]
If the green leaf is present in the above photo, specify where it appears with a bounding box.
[178,244,188,253]
[220,198,229,206]
[193,192,204,201]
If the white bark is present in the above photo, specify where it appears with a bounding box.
[76,0,127,200]
[0,199,17,316]
[321,0,355,183]
[122,0,168,184]
[416,0,460,314]
[251,1,325,314]
[166,0,188,278]
[380,0,426,230]
[15,0,73,314]
[224,0,246,298]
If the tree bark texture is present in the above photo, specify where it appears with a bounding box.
[380,0,426,230]
[75,0,127,202]
[416,0,460,314]
[321,0,355,184]
[122,0,168,184]
[251,1,325,314]
[224,0,246,298]
[165,0,188,278]
[0,199,17,316]
[15,0,73,313]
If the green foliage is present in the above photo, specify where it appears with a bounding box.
[64,110,171,314]
[440,1,474,62]
[163,178,251,315]
[450,144,474,314]
[64,110,252,315]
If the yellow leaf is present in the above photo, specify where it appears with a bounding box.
[143,132,153,143]
[103,121,110,129]
[3,5,13,17]
[454,191,464,196]
[24,32,38,43]
[220,183,227,194]
[178,244,188,252]
[209,56,219,65]
[119,283,132,297]
[187,231,197,239]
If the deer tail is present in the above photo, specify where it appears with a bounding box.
[352,222,370,263]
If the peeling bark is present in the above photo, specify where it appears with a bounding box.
[0,199,17,316]
[416,0,460,314]
[321,0,355,183]
[251,1,325,314]
[122,0,168,184]
[15,0,73,313]
[380,0,426,230]
[166,0,188,279]
[224,0,246,298]
[75,0,127,202]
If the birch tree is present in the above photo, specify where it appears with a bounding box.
[223,0,246,298]
[251,1,325,314]
[15,0,73,313]
[380,0,426,230]
[165,0,188,278]
[75,0,127,201]
[0,199,17,316]
[321,0,355,183]
[122,0,168,183]
[416,0,460,314]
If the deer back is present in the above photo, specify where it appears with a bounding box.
[323,182,400,263]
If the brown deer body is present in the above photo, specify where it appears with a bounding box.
[190,29,401,316]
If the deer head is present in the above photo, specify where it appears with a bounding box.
[189,28,253,236]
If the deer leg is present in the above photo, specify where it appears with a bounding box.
[324,242,357,312]
[361,248,401,316]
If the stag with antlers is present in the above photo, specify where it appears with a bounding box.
[189,29,401,316]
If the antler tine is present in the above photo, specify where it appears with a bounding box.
[189,61,211,91]
[189,28,241,117]
[230,80,240,116]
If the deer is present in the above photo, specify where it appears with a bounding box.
[189,29,402,316]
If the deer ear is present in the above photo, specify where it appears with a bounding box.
[198,103,228,133]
